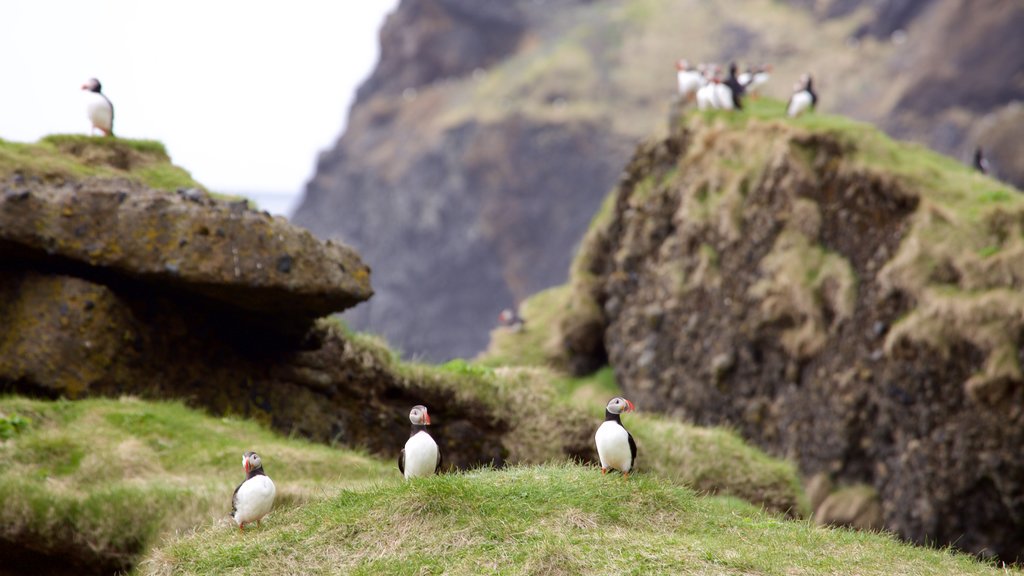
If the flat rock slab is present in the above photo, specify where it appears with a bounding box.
[0,178,372,319]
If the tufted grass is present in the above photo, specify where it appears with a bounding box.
[0,135,204,192]
[0,396,391,572]
[142,463,1015,576]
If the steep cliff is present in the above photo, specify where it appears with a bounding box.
[556,104,1024,561]
[294,0,1024,361]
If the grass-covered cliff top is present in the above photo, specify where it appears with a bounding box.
[0,134,203,191]
[490,99,1024,406]
[144,464,1010,576]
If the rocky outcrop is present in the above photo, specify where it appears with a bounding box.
[295,0,1024,362]
[558,114,1024,562]
[1,178,371,329]
[0,171,592,470]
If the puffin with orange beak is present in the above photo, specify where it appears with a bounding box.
[81,78,114,136]
[399,405,442,479]
[230,451,276,531]
[595,397,637,477]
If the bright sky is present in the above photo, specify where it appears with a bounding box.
[0,1,397,215]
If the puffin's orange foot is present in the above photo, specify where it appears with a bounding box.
[623,471,630,480]
[601,467,608,475]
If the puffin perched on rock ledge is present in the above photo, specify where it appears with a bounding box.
[81,77,114,136]
[231,451,276,531]
[595,397,637,478]
[399,404,442,479]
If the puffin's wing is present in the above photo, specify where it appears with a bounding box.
[435,445,443,474]
[810,89,818,109]
[627,431,638,470]
[398,448,405,475]
[231,480,243,516]
[102,93,115,136]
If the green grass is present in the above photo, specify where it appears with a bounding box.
[0,396,391,571]
[143,463,1013,576]
[0,134,204,191]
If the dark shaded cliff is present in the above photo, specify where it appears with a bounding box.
[294,0,1024,361]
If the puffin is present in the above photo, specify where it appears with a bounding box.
[498,308,525,331]
[231,451,276,531]
[787,74,817,117]
[675,59,705,102]
[81,78,114,136]
[399,404,442,479]
[723,62,745,110]
[696,73,717,111]
[974,146,991,175]
[595,397,637,477]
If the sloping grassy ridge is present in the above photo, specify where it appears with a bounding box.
[144,464,1011,576]
[0,396,390,574]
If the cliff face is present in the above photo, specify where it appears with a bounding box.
[559,108,1024,562]
[294,0,1024,361]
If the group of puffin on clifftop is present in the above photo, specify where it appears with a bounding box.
[675,59,816,117]
[229,397,637,531]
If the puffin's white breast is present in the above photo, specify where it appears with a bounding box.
[403,430,439,479]
[696,84,714,110]
[677,71,704,97]
[595,420,633,473]
[713,83,735,110]
[84,91,113,133]
[788,91,813,117]
[233,475,276,526]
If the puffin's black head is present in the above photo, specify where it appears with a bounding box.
[605,397,636,415]
[242,451,264,475]
[82,78,103,93]
[409,405,431,426]
[729,62,738,76]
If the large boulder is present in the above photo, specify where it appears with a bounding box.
[0,178,371,328]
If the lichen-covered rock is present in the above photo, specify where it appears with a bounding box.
[0,178,371,326]
[0,270,577,471]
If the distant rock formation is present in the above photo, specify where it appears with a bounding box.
[294,0,1023,362]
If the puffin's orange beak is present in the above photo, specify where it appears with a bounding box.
[80,84,88,90]
[424,412,431,425]
[625,399,636,413]
[244,460,250,474]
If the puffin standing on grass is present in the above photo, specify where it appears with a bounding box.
[81,78,114,136]
[231,451,276,532]
[399,405,442,479]
[787,74,817,117]
[595,397,637,478]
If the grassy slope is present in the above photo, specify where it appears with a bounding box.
[144,464,1011,576]
[0,135,203,191]
[0,396,390,568]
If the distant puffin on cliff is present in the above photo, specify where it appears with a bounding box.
[723,62,745,110]
[399,405,442,479]
[974,146,991,174]
[81,78,114,136]
[498,307,525,331]
[787,74,817,117]
[675,59,705,102]
[231,451,276,531]
[595,397,637,478]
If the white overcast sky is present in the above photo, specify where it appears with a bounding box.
[0,1,398,215]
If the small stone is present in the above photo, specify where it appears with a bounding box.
[277,255,293,274]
